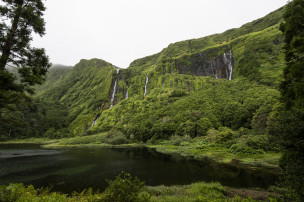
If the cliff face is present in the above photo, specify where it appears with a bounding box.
[173,50,234,80]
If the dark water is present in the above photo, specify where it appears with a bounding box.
[0,144,279,194]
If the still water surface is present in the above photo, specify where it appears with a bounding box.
[0,144,279,193]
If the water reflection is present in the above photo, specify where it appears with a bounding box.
[0,144,279,194]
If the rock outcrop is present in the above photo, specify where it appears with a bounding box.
[175,49,234,80]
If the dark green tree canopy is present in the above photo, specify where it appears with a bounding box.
[280,0,304,109]
[0,0,50,95]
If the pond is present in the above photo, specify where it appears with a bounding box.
[0,144,279,194]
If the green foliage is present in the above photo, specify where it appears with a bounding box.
[28,6,286,138]
[280,0,304,109]
[0,0,51,95]
[268,0,304,200]
[230,143,265,155]
[104,130,129,145]
[216,127,235,143]
[58,133,107,145]
[267,105,304,200]
[90,79,280,144]
[0,183,36,202]
[0,99,69,139]
[103,171,150,202]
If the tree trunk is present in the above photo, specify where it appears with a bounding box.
[0,0,24,70]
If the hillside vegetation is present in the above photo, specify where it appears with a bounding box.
[1,6,286,159]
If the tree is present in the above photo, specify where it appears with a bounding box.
[103,172,150,202]
[0,0,51,96]
[271,0,304,200]
[280,0,304,110]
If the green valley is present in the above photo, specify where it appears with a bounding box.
[2,1,304,201]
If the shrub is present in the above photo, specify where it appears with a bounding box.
[197,118,213,136]
[103,171,150,202]
[0,183,36,202]
[245,135,269,151]
[170,135,184,146]
[230,143,265,155]
[104,130,128,145]
[216,127,235,143]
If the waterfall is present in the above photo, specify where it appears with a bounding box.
[223,51,233,80]
[144,72,149,96]
[86,114,100,131]
[228,50,233,80]
[110,69,119,108]
[125,85,129,99]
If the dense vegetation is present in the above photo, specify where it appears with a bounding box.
[2,1,304,200]
[0,0,51,108]
[20,5,286,140]
[0,172,280,202]
[267,0,304,200]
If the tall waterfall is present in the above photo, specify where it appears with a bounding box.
[110,69,119,108]
[125,85,129,99]
[228,50,233,80]
[144,72,149,96]
[223,51,233,80]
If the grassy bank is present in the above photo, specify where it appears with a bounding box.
[0,137,58,145]
[147,143,280,170]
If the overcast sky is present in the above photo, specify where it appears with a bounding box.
[32,0,288,68]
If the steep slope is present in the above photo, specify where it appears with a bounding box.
[37,6,285,137]
[35,64,72,97]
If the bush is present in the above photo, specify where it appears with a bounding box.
[104,130,128,145]
[197,118,213,136]
[230,143,265,155]
[216,127,235,143]
[169,135,192,146]
[0,183,37,202]
[103,171,150,202]
[170,135,184,146]
[245,135,269,151]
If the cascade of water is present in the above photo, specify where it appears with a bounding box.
[125,85,129,99]
[223,53,229,79]
[144,72,149,96]
[110,69,119,108]
[228,50,233,80]
[223,51,233,80]
[87,114,100,131]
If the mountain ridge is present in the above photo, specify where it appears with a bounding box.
[36,6,286,136]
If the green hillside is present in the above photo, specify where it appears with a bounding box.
[33,6,285,139]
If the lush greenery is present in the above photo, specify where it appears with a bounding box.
[0,0,51,108]
[3,2,303,201]
[0,172,281,202]
[15,5,285,140]
[0,98,69,141]
[267,0,304,200]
